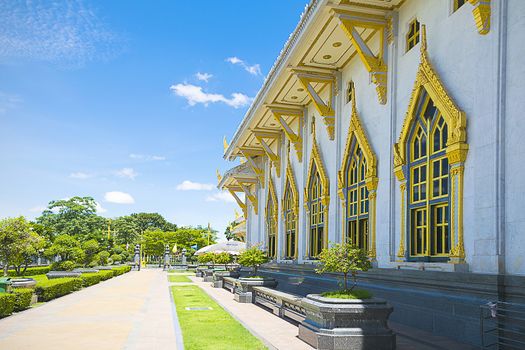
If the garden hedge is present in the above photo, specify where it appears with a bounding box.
[35,278,83,302]
[0,293,16,318]
[98,270,114,281]
[7,266,51,277]
[79,273,102,287]
[13,288,33,312]
[112,265,131,276]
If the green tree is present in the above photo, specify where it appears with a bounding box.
[130,213,177,236]
[45,234,84,264]
[0,217,44,276]
[238,246,268,276]
[141,229,165,257]
[112,216,140,248]
[316,242,372,291]
[81,239,100,266]
[36,196,107,241]
[224,222,236,241]
[197,252,214,264]
[213,252,232,265]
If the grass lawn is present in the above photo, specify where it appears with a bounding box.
[168,275,192,283]
[25,275,49,284]
[171,285,266,350]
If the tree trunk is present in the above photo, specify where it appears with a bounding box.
[351,272,357,291]
[343,272,348,290]
[3,264,8,277]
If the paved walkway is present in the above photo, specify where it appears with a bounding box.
[0,269,180,350]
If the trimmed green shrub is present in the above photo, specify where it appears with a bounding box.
[50,261,76,271]
[7,266,50,277]
[79,273,102,287]
[35,278,82,302]
[12,288,33,311]
[0,293,16,318]
[98,270,114,281]
[112,265,131,276]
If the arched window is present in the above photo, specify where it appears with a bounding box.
[284,182,296,259]
[338,87,378,257]
[394,25,468,262]
[308,166,324,258]
[408,94,450,257]
[345,144,369,250]
[266,179,278,259]
[305,133,329,259]
[406,19,420,52]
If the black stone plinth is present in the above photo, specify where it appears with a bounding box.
[298,294,395,350]
[233,277,278,303]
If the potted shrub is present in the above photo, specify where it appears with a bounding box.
[211,253,239,288]
[298,242,395,350]
[196,253,214,279]
[234,246,276,303]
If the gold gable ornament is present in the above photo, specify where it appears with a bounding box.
[338,88,378,258]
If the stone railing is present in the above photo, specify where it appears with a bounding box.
[253,286,306,324]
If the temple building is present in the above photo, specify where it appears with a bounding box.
[218,0,524,346]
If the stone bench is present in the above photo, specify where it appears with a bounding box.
[212,270,240,288]
[223,276,237,293]
[252,286,306,324]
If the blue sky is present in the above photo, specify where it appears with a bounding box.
[0,0,307,239]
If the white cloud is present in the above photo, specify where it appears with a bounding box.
[0,92,22,115]
[29,205,47,213]
[95,202,107,213]
[70,172,93,179]
[170,83,252,109]
[114,167,138,180]
[226,56,262,76]
[206,191,236,203]
[129,153,166,161]
[0,1,121,65]
[176,180,215,191]
[104,191,135,204]
[195,72,213,82]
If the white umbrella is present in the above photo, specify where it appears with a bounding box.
[195,241,246,255]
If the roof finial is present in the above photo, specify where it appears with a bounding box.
[420,24,427,53]
[216,169,222,184]
[223,136,229,153]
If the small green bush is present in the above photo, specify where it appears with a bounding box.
[98,270,114,281]
[111,265,131,276]
[110,254,122,264]
[0,293,16,318]
[50,261,76,271]
[35,278,82,302]
[12,288,34,311]
[79,273,102,287]
[7,266,51,277]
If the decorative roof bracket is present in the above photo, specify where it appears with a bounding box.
[291,68,336,140]
[267,104,304,162]
[468,0,491,35]
[253,129,282,177]
[333,10,388,105]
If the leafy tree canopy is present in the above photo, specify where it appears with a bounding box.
[36,196,107,241]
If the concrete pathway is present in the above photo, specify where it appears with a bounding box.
[190,275,314,350]
[0,269,180,350]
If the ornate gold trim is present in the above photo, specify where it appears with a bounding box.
[393,26,469,262]
[304,128,330,251]
[266,177,278,258]
[394,25,468,181]
[468,0,491,35]
[283,158,299,218]
[338,88,378,257]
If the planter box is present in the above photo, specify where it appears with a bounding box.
[233,277,278,303]
[212,270,240,288]
[298,294,395,350]
[195,266,209,278]
[203,269,215,282]
[46,271,82,279]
